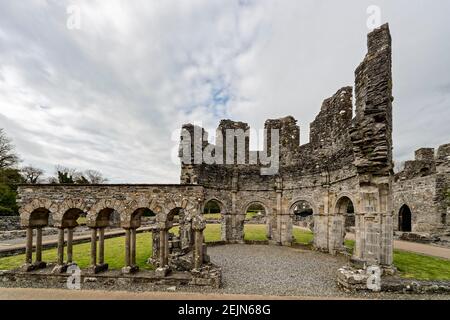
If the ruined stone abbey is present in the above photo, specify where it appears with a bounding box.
[9,23,449,290]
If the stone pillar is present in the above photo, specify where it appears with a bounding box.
[159,228,168,267]
[90,227,97,267]
[57,228,65,265]
[192,216,206,270]
[130,228,137,267]
[124,228,131,267]
[35,227,43,263]
[121,227,138,274]
[25,227,33,265]
[66,227,73,264]
[98,228,105,265]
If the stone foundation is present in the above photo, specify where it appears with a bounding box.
[0,264,221,291]
[337,266,450,294]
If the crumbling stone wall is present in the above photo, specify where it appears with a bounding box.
[394,143,450,233]
[0,216,21,231]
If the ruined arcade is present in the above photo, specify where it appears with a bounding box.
[6,24,404,291]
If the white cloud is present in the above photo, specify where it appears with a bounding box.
[0,0,449,182]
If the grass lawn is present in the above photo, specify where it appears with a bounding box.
[0,224,449,280]
[393,250,450,280]
[203,213,221,220]
[0,232,154,271]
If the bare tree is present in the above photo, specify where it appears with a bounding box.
[0,129,20,169]
[84,169,108,184]
[21,165,44,184]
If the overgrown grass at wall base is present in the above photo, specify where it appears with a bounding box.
[0,225,449,280]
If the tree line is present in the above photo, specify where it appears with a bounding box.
[0,128,108,216]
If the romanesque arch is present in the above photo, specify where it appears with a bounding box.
[329,196,356,254]
[243,201,270,240]
[239,199,272,242]
[203,198,227,241]
[86,198,127,227]
[288,197,318,245]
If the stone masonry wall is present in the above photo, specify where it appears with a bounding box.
[394,143,450,233]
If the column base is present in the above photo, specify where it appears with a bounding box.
[268,240,282,246]
[155,266,170,277]
[281,241,293,247]
[146,257,159,267]
[52,264,69,274]
[381,264,397,276]
[89,263,109,274]
[33,261,47,270]
[121,265,139,274]
[20,263,36,272]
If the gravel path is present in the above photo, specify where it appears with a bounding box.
[207,244,348,297]
[1,244,449,299]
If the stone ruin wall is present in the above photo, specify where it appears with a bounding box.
[13,24,395,274]
[180,24,394,266]
[393,144,450,233]
[17,184,205,228]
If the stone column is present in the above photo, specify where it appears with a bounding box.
[159,227,168,267]
[90,228,97,267]
[130,228,136,266]
[124,228,131,267]
[66,227,73,264]
[192,215,206,270]
[57,228,65,265]
[25,227,33,265]
[35,227,43,263]
[98,228,105,265]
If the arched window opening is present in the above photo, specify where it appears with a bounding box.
[399,204,412,232]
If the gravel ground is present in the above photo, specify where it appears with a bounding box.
[1,244,449,300]
[207,244,347,297]
[196,244,450,300]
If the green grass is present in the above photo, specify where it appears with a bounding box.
[393,250,450,280]
[203,213,221,220]
[0,232,154,271]
[244,224,268,241]
[293,227,314,245]
[76,217,86,225]
[1,224,449,280]
[245,211,261,219]
[342,239,450,280]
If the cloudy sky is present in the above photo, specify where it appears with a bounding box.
[0,0,449,183]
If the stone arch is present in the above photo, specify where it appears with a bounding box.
[329,195,356,254]
[120,197,167,228]
[241,199,271,216]
[203,197,228,215]
[60,208,84,228]
[288,197,317,245]
[398,204,412,232]
[19,199,57,227]
[203,197,230,242]
[288,197,319,217]
[86,199,126,228]
[241,199,271,241]
[158,197,198,224]
[333,192,357,214]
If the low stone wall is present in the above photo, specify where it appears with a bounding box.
[0,227,58,242]
[0,264,221,291]
[0,216,20,231]
[337,266,450,294]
